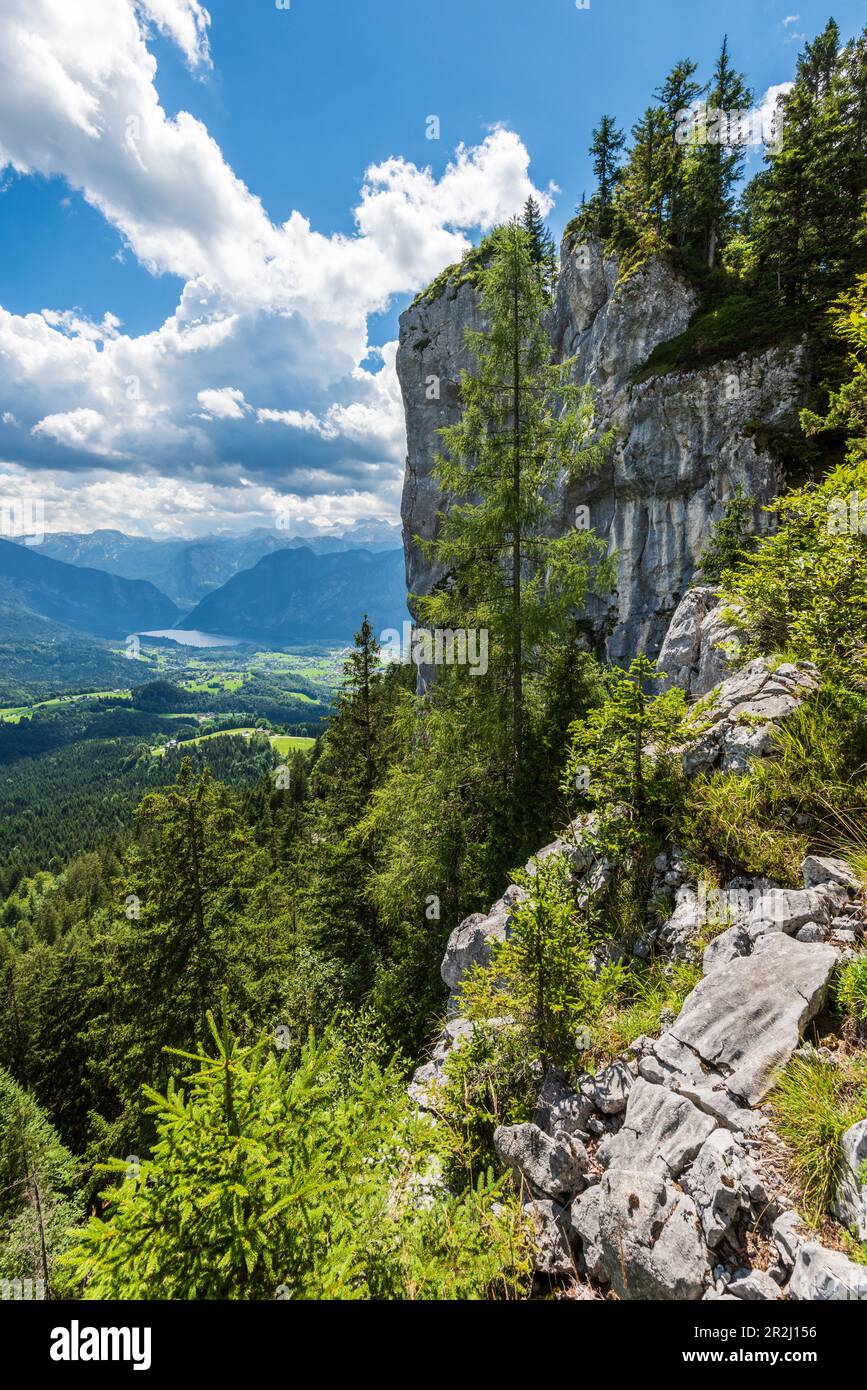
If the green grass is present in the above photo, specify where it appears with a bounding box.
[770,1053,867,1227]
[835,954,867,1029]
[271,735,316,756]
[153,730,314,758]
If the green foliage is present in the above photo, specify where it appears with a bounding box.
[0,1069,84,1290]
[679,691,867,879]
[697,487,759,583]
[565,656,689,843]
[432,1022,540,1187]
[459,844,702,1061]
[520,196,557,296]
[770,1052,867,1227]
[835,954,867,1031]
[723,461,867,684]
[483,854,599,1070]
[422,219,613,775]
[62,1018,530,1301]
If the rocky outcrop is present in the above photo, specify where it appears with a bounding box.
[657,587,744,697]
[832,1120,867,1241]
[640,933,838,1109]
[397,238,807,663]
[408,641,866,1296]
[678,657,820,776]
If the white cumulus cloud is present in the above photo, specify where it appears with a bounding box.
[0,0,551,533]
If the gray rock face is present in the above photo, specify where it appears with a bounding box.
[533,1069,595,1139]
[703,924,752,974]
[682,1129,767,1249]
[494,1122,588,1204]
[571,1169,711,1300]
[681,659,821,776]
[641,933,837,1106]
[440,888,525,997]
[397,276,485,610]
[726,1269,781,1300]
[801,855,861,893]
[787,1241,867,1300]
[657,587,744,697]
[407,1017,476,1109]
[832,1118,867,1241]
[524,1199,575,1278]
[588,1059,633,1116]
[398,237,807,664]
[744,887,835,941]
[597,1078,716,1178]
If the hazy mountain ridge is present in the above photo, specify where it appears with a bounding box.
[182,545,409,643]
[0,538,181,640]
[24,522,403,607]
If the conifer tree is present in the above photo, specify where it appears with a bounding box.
[520,196,557,296]
[687,37,752,267]
[610,106,669,253]
[653,58,706,247]
[588,115,626,239]
[422,221,612,778]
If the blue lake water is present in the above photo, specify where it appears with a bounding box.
[139,629,241,649]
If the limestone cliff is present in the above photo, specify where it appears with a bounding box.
[397,237,809,663]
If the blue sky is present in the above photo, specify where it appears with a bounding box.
[0,0,863,538]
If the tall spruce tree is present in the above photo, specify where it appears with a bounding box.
[653,58,706,247]
[420,221,612,779]
[687,37,752,267]
[588,115,626,239]
[520,196,557,296]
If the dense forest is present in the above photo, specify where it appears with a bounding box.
[3,19,867,1302]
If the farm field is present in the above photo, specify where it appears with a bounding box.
[153,728,315,757]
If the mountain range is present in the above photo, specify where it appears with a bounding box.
[0,527,408,656]
[183,546,409,643]
[25,521,403,608]
[0,537,181,639]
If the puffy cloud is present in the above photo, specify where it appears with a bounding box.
[196,387,249,420]
[0,459,401,539]
[0,1,552,533]
[136,0,212,69]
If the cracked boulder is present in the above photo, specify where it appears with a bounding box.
[744,886,837,941]
[440,887,526,1001]
[494,1122,588,1204]
[571,1168,711,1300]
[597,1078,716,1178]
[524,1199,574,1278]
[801,854,861,893]
[657,586,743,698]
[640,933,837,1106]
[587,1059,634,1116]
[682,1128,767,1249]
[787,1241,867,1300]
[533,1069,595,1138]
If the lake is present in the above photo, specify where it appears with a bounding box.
[139,629,241,649]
